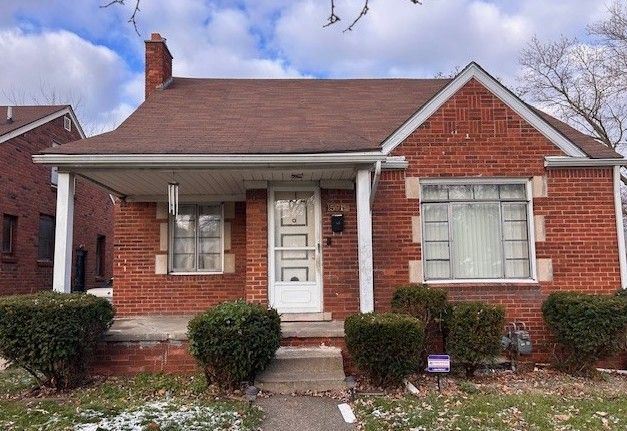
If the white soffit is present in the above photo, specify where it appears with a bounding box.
[380,62,588,158]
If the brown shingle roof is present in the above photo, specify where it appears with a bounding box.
[532,108,621,158]
[0,105,68,138]
[42,78,451,155]
[41,78,621,158]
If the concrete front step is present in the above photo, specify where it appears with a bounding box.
[256,347,346,394]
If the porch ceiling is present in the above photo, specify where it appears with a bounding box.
[77,167,357,199]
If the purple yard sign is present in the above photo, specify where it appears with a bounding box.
[427,354,450,373]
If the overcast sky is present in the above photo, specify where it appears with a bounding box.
[0,0,610,133]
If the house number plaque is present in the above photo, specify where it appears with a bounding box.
[327,203,348,212]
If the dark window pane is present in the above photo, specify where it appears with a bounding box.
[38,215,55,260]
[96,235,106,277]
[2,215,17,254]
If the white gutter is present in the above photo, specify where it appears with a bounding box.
[32,152,388,168]
[545,156,626,167]
[613,165,627,289]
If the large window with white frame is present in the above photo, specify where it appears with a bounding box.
[169,204,223,273]
[421,180,533,281]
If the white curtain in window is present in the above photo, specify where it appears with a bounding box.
[451,203,502,278]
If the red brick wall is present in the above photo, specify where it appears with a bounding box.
[91,341,197,376]
[245,189,268,304]
[113,201,246,315]
[321,189,359,319]
[373,78,621,358]
[0,115,113,294]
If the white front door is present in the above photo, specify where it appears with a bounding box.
[269,186,322,313]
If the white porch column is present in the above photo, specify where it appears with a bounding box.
[356,169,374,312]
[53,172,75,293]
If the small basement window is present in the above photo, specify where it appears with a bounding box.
[421,181,534,281]
[169,204,224,273]
[63,116,72,131]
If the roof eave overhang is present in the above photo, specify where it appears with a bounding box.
[544,156,626,167]
[0,106,85,144]
[32,152,402,169]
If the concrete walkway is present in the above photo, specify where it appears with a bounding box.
[258,395,355,431]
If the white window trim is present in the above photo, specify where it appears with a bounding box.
[420,177,538,284]
[168,203,225,275]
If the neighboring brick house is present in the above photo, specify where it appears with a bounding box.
[1,105,113,294]
[34,33,625,373]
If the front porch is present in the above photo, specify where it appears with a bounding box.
[105,315,345,343]
[47,156,401,318]
[92,315,347,381]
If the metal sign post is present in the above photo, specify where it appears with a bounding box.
[426,354,450,391]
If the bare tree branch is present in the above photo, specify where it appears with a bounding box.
[324,0,425,32]
[323,0,341,28]
[100,0,141,36]
[344,0,370,33]
[518,32,627,150]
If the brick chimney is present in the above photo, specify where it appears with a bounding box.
[145,33,173,99]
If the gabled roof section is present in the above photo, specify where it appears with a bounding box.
[380,62,619,159]
[0,105,85,144]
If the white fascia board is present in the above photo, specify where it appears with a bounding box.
[66,106,86,139]
[380,62,588,158]
[0,106,84,144]
[32,152,387,168]
[545,156,626,167]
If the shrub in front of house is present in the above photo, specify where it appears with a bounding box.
[446,302,505,378]
[187,300,281,389]
[0,292,114,390]
[391,284,451,359]
[345,312,424,387]
[542,292,627,374]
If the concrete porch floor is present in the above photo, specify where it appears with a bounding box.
[105,315,345,342]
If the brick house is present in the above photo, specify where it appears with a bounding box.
[1,105,113,295]
[33,34,625,374]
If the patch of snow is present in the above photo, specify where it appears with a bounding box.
[74,401,244,431]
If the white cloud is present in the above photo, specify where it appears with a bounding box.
[0,0,614,133]
[271,0,605,83]
[0,28,140,133]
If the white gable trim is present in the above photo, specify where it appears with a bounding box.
[381,62,588,158]
[0,106,85,144]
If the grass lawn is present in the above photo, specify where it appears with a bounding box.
[0,367,262,431]
[353,370,627,431]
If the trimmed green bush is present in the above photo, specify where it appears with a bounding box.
[345,312,424,387]
[446,302,505,378]
[391,284,451,359]
[188,300,281,389]
[542,292,627,374]
[0,292,114,389]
